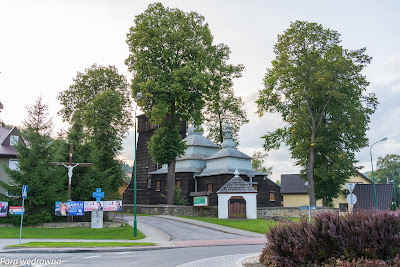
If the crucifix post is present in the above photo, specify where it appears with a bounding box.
[50,144,93,201]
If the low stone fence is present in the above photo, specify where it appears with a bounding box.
[124,204,218,217]
[257,207,338,218]
[124,204,338,218]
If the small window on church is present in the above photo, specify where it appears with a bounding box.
[252,184,258,191]
[176,180,181,188]
[147,179,152,189]
[269,192,276,202]
[156,180,160,191]
[207,183,212,192]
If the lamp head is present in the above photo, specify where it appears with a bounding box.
[136,92,143,101]
[381,137,388,142]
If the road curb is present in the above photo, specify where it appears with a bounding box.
[0,243,263,254]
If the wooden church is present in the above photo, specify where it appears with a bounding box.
[122,115,281,207]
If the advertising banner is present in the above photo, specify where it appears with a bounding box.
[55,201,84,216]
[0,202,8,217]
[103,201,123,211]
[84,201,104,212]
[9,206,24,215]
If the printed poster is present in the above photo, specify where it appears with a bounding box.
[9,206,24,215]
[103,201,123,211]
[0,202,8,217]
[84,201,104,212]
[55,201,84,216]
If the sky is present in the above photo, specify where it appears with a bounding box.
[1,0,399,182]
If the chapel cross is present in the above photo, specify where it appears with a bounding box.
[50,144,92,201]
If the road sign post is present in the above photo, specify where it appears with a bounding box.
[346,183,358,212]
[19,185,27,246]
[91,188,105,229]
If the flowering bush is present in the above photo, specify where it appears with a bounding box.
[260,210,400,266]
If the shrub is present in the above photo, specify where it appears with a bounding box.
[260,210,400,266]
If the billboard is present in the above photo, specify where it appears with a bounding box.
[9,206,24,215]
[103,201,122,211]
[55,201,84,216]
[0,202,8,217]
[84,201,104,212]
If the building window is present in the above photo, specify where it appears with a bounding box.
[269,192,276,202]
[252,184,258,191]
[156,180,161,191]
[339,203,348,212]
[176,180,181,188]
[207,183,212,192]
[9,159,19,171]
[10,135,19,146]
[147,179,152,189]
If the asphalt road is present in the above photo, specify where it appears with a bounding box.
[0,244,264,267]
[117,215,248,241]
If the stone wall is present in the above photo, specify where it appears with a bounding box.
[124,204,338,218]
[257,207,338,218]
[124,204,218,217]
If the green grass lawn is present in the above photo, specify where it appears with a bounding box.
[0,225,145,240]
[179,216,299,234]
[7,242,154,248]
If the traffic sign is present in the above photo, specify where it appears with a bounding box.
[92,188,104,201]
[346,183,357,194]
[22,185,28,199]
[346,193,357,206]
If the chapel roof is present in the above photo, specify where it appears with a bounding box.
[216,169,258,194]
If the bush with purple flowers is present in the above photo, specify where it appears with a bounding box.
[260,210,400,266]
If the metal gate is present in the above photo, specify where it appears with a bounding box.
[228,196,246,219]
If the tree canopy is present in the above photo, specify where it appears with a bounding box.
[1,98,64,225]
[58,64,131,198]
[373,154,400,205]
[251,150,272,176]
[204,82,248,147]
[126,2,241,204]
[256,21,377,206]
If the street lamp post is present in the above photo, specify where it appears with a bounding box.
[392,167,397,210]
[133,92,142,237]
[370,137,387,210]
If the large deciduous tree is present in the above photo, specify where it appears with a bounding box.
[203,47,246,147]
[256,21,377,206]
[126,3,241,204]
[58,64,132,198]
[204,85,248,147]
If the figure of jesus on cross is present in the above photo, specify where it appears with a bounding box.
[50,144,92,201]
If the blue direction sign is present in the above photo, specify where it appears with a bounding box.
[92,188,104,201]
[22,185,28,199]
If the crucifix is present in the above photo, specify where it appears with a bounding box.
[50,144,92,201]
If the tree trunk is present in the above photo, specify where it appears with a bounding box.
[167,159,176,205]
[307,129,317,207]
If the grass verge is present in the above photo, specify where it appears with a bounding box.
[0,225,144,240]
[7,242,155,248]
[179,216,299,234]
